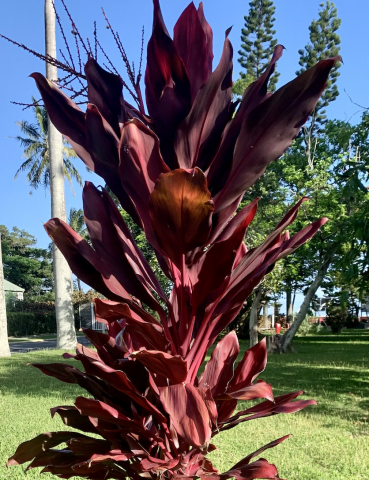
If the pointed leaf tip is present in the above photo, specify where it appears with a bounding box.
[225,26,232,38]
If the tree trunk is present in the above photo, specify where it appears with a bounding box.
[292,289,296,312]
[271,303,275,328]
[281,260,331,353]
[0,235,11,357]
[45,0,76,350]
[263,303,268,328]
[249,287,263,347]
[286,288,293,324]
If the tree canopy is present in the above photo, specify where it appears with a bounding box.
[14,99,82,192]
[237,0,279,90]
[0,225,53,295]
[297,1,341,128]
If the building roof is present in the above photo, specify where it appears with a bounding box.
[3,279,25,292]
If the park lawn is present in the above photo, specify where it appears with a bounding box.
[0,332,368,480]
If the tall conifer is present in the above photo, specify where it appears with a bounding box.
[237,0,279,92]
[297,1,341,126]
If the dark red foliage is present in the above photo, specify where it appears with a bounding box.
[8,1,338,478]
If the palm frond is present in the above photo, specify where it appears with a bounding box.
[14,157,38,180]
[14,136,37,149]
[16,120,40,140]
[64,157,83,187]
[14,98,82,190]
[63,144,78,159]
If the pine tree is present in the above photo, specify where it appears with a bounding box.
[237,0,279,92]
[297,1,341,126]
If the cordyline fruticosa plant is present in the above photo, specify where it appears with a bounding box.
[7,1,338,479]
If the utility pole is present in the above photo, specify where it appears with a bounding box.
[45,0,76,349]
[0,234,11,357]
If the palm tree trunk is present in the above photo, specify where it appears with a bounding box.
[249,287,262,347]
[0,235,11,357]
[45,0,76,349]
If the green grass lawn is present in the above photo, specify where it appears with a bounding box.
[1,331,368,479]
[8,332,86,342]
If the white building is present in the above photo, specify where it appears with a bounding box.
[4,279,25,300]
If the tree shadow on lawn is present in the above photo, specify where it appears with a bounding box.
[237,338,369,427]
[2,338,368,428]
[0,350,85,400]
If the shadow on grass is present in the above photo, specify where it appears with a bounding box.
[0,350,84,399]
[1,334,368,429]
[235,334,369,427]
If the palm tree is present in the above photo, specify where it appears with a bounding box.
[44,0,76,350]
[14,98,82,192]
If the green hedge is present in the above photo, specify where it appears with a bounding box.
[7,312,56,337]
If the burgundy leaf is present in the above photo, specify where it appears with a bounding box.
[175,35,233,169]
[198,331,239,397]
[26,450,88,472]
[32,363,78,384]
[7,432,85,466]
[221,391,317,430]
[228,338,268,392]
[149,169,214,268]
[83,182,165,312]
[44,218,128,302]
[85,57,124,135]
[89,452,133,462]
[190,199,259,310]
[31,73,94,170]
[130,350,187,384]
[160,383,211,448]
[94,298,161,327]
[81,329,122,365]
[85,105,142,226]
[118,319,171,353]
[50,406,100,435]
[145,0,191,168]
[119,118,170,248]
[173,2,208,102]
[213,57,339,214]
[74,397,156,437]
[208,45,284,196]
[230,435,290,469]
[225,458,280,480]
[79,360,167,422]
[141,456,180,473]
[197,387,218,426]
[241,197,309,268]
[218,380,274,403]
[67,436,111,455]
[197,2,214,74]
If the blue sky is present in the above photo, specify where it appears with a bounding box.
[0,0,367,309]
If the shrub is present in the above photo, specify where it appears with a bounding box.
[8,1,337,478]
[297,315,312,336]
[326,305,347,334]
[8,299,55,314]
[310,323,324,334]
[345,313,359,329]
[7,312,56,337]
